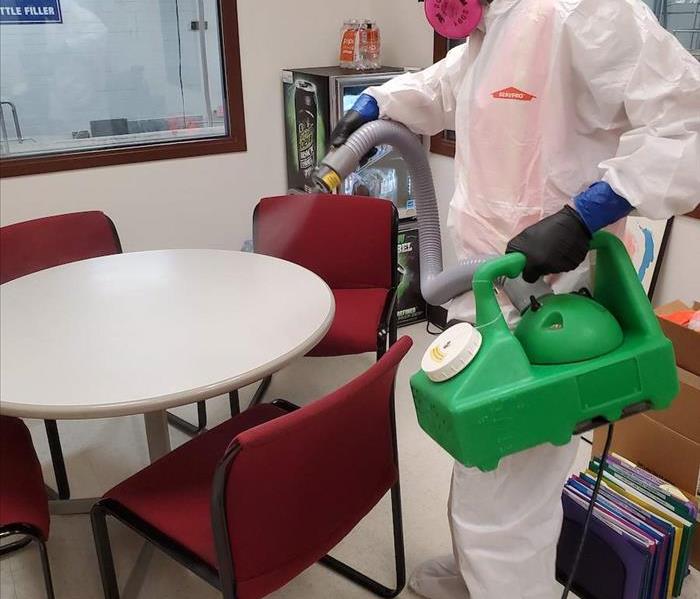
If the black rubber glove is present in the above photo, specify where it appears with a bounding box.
[330,109,367,148]
[506,206,592,283]
[329,94,380,165]
[330,111,378,165]
[329,93,379,148]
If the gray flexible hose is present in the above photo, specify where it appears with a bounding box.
[317,120,551,309]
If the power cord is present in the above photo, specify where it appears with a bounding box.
[561,423,615,599]
[426,319,444,336]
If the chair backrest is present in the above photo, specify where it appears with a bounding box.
[0,211,122,284]
[0,416,50,539]
[213,336,413,599]
[253,194,398,290]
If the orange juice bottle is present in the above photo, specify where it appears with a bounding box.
[339,20,359,69]
[361,21,381,70]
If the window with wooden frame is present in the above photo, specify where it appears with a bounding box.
[0,0,246,177]
[429,33,465,158]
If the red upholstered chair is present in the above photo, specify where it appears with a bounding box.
[0,211,123,500]
[229,194,399,413]
[0,416,55,599]
[91,336,413,599]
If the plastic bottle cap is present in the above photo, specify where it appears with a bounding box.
[421,323,482,383]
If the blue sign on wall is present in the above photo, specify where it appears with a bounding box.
[0,1,62,24]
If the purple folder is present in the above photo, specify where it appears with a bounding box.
[559,493,652,599]
[571,475,672,599]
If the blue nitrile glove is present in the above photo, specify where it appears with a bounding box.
[574,181,633,233]
[330,94,380,148]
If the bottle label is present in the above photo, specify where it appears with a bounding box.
[340,29,356,63]
[366,29,379,55]
[298,120,315,170]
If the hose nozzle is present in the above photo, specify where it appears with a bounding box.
[312,164,342,193]
[313,142,364,194]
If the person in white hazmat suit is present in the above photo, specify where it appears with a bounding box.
[330,0,700,597]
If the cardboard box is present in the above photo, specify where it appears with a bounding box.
[681,492,700,570]
[645,368,700,443]
[593,415,700,500]
[656,301,700,376]
[593,366,700,568]
[593,416,700,568]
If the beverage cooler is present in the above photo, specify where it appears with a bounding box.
[282,65,426,326]
[397,224,426,326]
[282,66,417,220]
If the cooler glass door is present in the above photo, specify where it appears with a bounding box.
[333,74,416,220]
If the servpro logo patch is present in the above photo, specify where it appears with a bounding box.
[491,87,536,101]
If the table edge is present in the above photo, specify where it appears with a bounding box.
[0,288,335,420]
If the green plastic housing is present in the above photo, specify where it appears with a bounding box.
[410,232,679,471]
[514,293,625,364]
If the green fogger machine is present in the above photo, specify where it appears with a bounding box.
[410,233,679,471]
[314,119,679,472]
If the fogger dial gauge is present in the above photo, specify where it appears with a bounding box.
[422,323,483,382]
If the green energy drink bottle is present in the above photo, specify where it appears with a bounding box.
[294,80,318,190]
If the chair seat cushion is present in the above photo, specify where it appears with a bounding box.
[309,288,390,357]
[104,405,287,569]
[0,417,50,539]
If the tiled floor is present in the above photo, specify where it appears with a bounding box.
[1,323,698,599]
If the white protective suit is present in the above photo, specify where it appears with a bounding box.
[366,0,700,597]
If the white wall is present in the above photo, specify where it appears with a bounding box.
[372,1,433,69]
[372,1,463,268]
[653,216,700,307]
[0,0,372,251]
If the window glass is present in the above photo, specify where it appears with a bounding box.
[0,0,227,158]
[662,0,700,59]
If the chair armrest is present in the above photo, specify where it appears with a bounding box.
[271,399,301,413]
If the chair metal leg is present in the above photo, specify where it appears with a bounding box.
[0,535,32,557]
[167,401,208,437]
[377,320,388,360]
[44,420,70,500]
[388,311,398,348]
[229,391,241,417]
[377,330,389,360]
[0,528,55,599]
[377,311,398,362]
[91,501,221,596]
[166,372,279,436]
[247,376,272,408]
[36,538,56,599]
[169,376,271,432]
[91,504,121,599]
[319,481,406,598]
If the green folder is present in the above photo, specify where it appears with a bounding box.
[590,459,696,523]
[588,468,694,597]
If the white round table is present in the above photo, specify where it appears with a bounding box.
[1,249,334,469]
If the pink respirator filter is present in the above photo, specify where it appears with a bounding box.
[425,0,484,40]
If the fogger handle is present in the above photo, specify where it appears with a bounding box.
[473,253,527,334]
